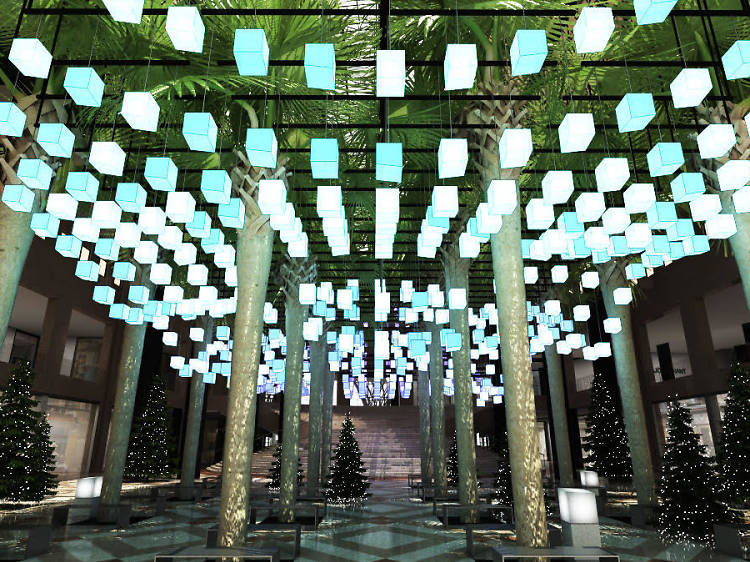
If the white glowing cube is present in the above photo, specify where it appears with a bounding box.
[476,202,502,234]
[103,0,143,23]
[581,271,600,288]
[573,7,614,54]
[542,170,574,204]
[166,6,204,53]
[166,191,196,223]
[174,243,197,266]
[121,92,160,132]
[583,226,609,250]
[317,185,342,218]
[71,218,99,243]
[705,213,737,239]
[189,327,204,342]
[559,113,595,153]
[9,38,52,79]
[575,192,605,223]
[487,179,517,215]
[444,44,477,90]
[114,222,141,248]
[499,128,533,169]
[75,476,103,499]
[158,226,183,250]
[46,192,78,221]
[690,193,722,221]
[377,50,406,97]
[459,232,481,258]
[448,288,467,310]
[437,138,468,178]
[573,305,591,322]
[732,186,750,213]
[670,172,705,203]
[163,286,183,303]
[258,179,287,215]
[602,207,630,234]
[697,124,736,159]
[89,141,126,176]
[91,200,122,228]
[624,183,656,214]
[299,283,316,305]
[288,232,308,258]
[670,68,712,108]
[187,264,208,286]
[526,198,555,230]
[150,263,172,285]
[613,287,633,305]
[718,160,750,191]
[595,157,630,192]
[138,207,166,235]
[625,222,652,249]
[524,266,538,284]
[551,265,568,283]
[432,185,459,218]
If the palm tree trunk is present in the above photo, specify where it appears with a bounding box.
[543,345,575,487]
[321,359,333,484]
[721,192,750,309]
[418,368,432,487]
[218,223,274,547]
[490,196,548,547]
[443,254,479,515]
[429,322,447,496]
[279,296,308,522]
[306,337,326,496]
[598,262,656,506]
[179,316,215,495]
[98,268,153,522]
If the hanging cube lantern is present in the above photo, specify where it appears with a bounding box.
[602,207,630,234]
[625,222,652,250]
[459,232,481,258]
[690,193,722,221]
[432,185,459,218]
[17,159,53,191]
[65,171,99,202]
[31,212,60,238]
[166,6,205,53]
[89,141,126,176]
[186,210,211,238]
[94,238,119,260]
[666,218,695,241]
[112,261,135,281]
[573,7,615,54]
[448,288,467,310]
[72,217,100,242]
[201,229,224,254]
[683,234,710,255]
[573,304,590,322]
[717,160,750,191]
[144,156,178,192]
[697,124,736,159]
[529,238,551,260]
[626,262,647,280]
[594,157,630,192]
[217,197,245,229]
[316,186,342,219]
[288,232,309,258]
[114,222,141,248]
[299,283,316,305]
[722,41,750,80]
[128,284,150,305]
[258,179,287,215]
[173,242,197,265]
[613,287,633,305]
[158,225,183,250]
[558,113,595,153]
[444,44,478,90]
[46,192,78,221]
[377,50,406,97]
[581,271,599,289]
[438,138,468,178]
[646,142,684,177]
[233,29,269,76]
[245,128,277,168]
[634,0,678,24]
[558,212,585,239]
[510,30,548,76]
[551,265,568,283]
[55,235,82,259]
[476,202,502,234]
[304,43,336,90]
[63,67,105,107]
[646,201,678,229]
[310,138,339,179]
[670,68,712,108]
[93,285,116,306]
[542,170,574,204]
[705,213,737,239]
[102,0,143,23]
[575,192,606,223]
[75,260,99,282]
[0,102,26,137]
[115,182,147,213]
[526,198,555,230]
[603,317,622,334]
[200,169,231,204]
[214,244,235,268]
[9,38,52,78]
[183,112,217,153]
[499,128,533,169]
[36,123,75,158]
[121,92,160,132]
[376,142,403,183]
[623,183,656,214]
[616,93,656,133]
[187,264,208,286]
[584,226,609,250]
[487,179,518,215]
[165,191,196,223]
[733,186,750,213]
[2,184,35,213]
[524,266,538,284]
[670,172,705,203]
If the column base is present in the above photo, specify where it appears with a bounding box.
[629,504,657,528]
[562,522,601,548]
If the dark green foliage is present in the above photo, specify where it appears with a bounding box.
[582,370,633,480]
[325,412,369,502]
[124,374,172,481]
[494,431,513,506]
[266,443,303,490]
[0,362,58,502]
[657,401,720,544]
[447,432,458,489]
[719,363,750,508]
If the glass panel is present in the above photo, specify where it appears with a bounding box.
[1,287,47,366]
[657,397,717,457]
[573,358,595,391]
[9,330,39,367]
[705,283,750,369]
[61,310,105,380]
[645,307,690,381]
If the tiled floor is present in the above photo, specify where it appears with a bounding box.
[2,481,743,561]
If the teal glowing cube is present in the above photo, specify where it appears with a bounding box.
[200,169,231,205]
[666,218,694,241]
[722,41,750,80]
[144,157,178,192]
[683,234,710,255]
[2,184,34,212]
[55,235,82,259]
[128,284,149,305]
[641,253,663,268]
[113,261,136,281]
[93,285,115,305]
[115,182,147,213]
[126,307,143,325]
[375,142,403,183]
[36,123,75,158]
[670,172,705,203]
[30,212,60,238]
[310,138,339,179]
[94,238,120,261]
[182,112,217,153]
[634,0,678,24]
[65,171,99,202]
[304,43,336,90]
[234,29,269,76]
[646,142,684,177]
[670,68,712,108]
[557,212,585,238]
[186,210,211,238]
[510,30,548,76]
[616,93,655,133]
[63,67,105,107]
[109,303,130,320]
[201,228,224,254]
[646,201,678,229]
[17,159,53,191]
[608,235,629,256]
[75,260,99,282]
[427,206,450,232]
[9,38,52,79]
[245,128,277,168]
[0,102,26,137]
[669,241,685,260]
[625,262,646,280]
[217,197,245,229]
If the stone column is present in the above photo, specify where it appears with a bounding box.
[35,297,72,378]
[306,337,326,496]
[544,345,575,487]
[418,368,432,486]
[321,361,333,483]
[429,322,447,496]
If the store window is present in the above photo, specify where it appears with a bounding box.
[705,283,750,369]
[36,396,98,479]
[0,287,48,367]
[645,307,690,381]
[60,310,105,381]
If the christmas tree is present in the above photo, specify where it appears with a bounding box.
[718,362,750,508]
[325,412,369,502]
[657,400,720,544]
[447,432,458,489]
[582,370,633,481]
[265,443,304,490]
[494,431,513,506]
[124,374,173,481]
[0,362,58,502]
